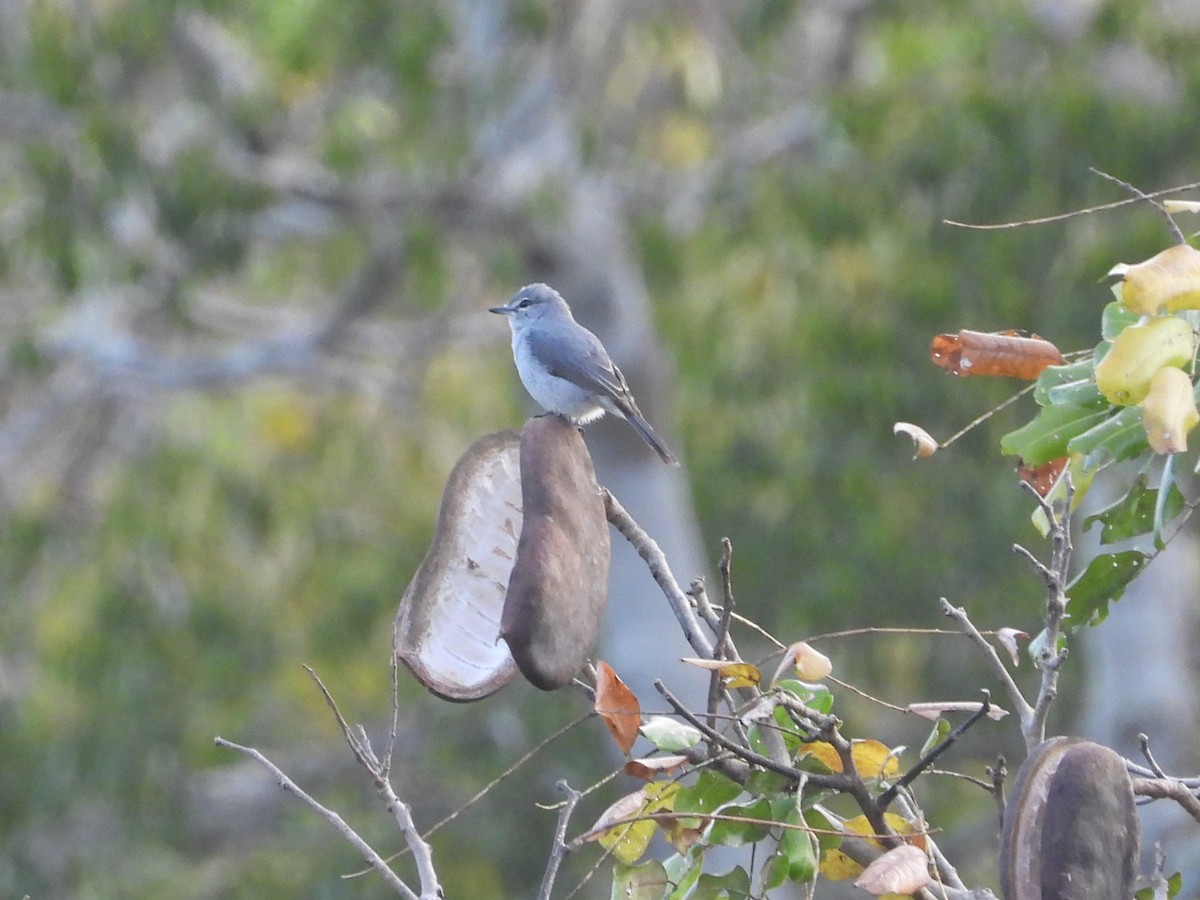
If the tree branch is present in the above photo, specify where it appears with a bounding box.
[213,737,418,899]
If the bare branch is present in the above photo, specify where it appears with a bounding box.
[604,489,714,657]
[940,599,1035,736]
[878,692,993,809]
[944,177,1200,230]
[1088,168,1185,245]
[1132,777,1200,825]
[302,666,441,898]
[213,737,418,899]
[538,781,583,900]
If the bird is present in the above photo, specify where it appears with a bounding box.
[490,283,679,465]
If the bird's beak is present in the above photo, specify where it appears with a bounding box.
[488,304,511,315]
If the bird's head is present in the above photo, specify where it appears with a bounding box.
[489,283,573,328]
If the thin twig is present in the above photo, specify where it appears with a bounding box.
[944,178,1200,230]
[1139,733,1168,778]
[214,737,417,899]
[655,681,844,789]
[302,667,441,897]
[1088,168,1185,245]
[687,577,722,632]
[878,692,993,809]
[1017,478,1074,746]
[538,780,583,900]
[939,599,1034,740]
[604,489,714,657]
[359,712,594,876]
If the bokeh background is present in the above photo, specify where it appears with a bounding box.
[2,0,1200,896]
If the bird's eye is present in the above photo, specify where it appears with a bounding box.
[517,297,530,309]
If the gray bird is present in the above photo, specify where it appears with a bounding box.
[490,283,679,465]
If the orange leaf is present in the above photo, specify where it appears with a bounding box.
[596,661,641,755]
[930,330,1063,379]
[1016,456,1067,497]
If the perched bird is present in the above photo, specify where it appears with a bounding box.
[490,283,679,465]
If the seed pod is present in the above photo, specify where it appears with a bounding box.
[1000,737,1138,900]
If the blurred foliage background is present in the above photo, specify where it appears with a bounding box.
[2,0,1200,897]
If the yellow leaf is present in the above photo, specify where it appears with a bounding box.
[800,741,842,772]
[798,740,900,778]
[1110,244,1200,315]
[592,782,679,864]
[820,848,864,881]
[1140,366,1199,454]
[680,658,762,688]
[1094,315,1194,406]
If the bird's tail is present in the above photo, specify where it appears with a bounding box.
[622,408,679,466]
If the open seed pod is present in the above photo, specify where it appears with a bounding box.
[394,431,522,701]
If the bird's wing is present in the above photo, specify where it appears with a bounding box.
[525,324,632,402]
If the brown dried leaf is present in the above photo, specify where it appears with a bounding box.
[893,422,938,459]
[930,330,1063,379]
[595,660,641,755]
[853,844,931,896]
[994,627,1028,667]
[1017,457,1068,498]
[623,755,690,781]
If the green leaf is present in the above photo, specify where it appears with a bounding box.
[1083,474,1185,544]
[611,861,669,900]
[692,866,750,900]
[673,770,743,819]
[1065,550,1150,625]
[1044,378,1105,409]
[708,798,772,847]
[776,679,834,714]
[1033,358,1096,404]
[1102,301,1139,340]
[664,851,703,900]
[1154,454,1180,551]
[1001,403,1112,466]
[745,769,788,797]
[803,806,841,853]
[639,716,702,752]
[762,854,790,891]
[919,717,951,758]
[1066,405,1147,469]
[779,806,817,883]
